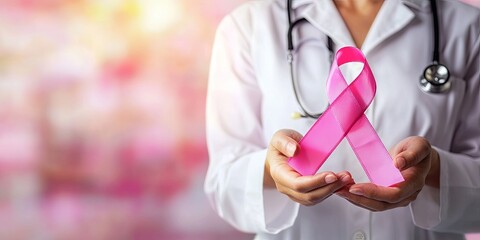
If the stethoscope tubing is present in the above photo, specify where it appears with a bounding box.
[287,0,450,119]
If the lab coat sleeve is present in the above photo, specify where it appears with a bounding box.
[410,29,480,233]
[204,11,299,234]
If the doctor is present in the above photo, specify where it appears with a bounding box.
[205,0,480,239]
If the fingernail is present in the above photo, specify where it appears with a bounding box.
[325,174,338,184]
[287,142,296,156]
[349,188,363,196]
[340,174,351,183]
[395,157,406,169]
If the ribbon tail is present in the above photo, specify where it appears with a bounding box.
[346,115,404,186]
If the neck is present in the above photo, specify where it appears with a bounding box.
[333,0,384,13]
[333,0,384,48]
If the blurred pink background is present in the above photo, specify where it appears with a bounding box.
[0,0,478,239]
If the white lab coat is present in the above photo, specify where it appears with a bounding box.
[205,0,480,239]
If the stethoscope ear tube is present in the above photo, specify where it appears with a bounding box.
[418,0,451,94]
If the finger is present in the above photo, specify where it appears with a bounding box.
[350,192,418,211]
[285,173,354,206]
[336,189,419,211]
[346,183,404,203]
[300,181,350,206]
[336,190,379,211]
[269,129,303,157]
[304,172,354,192]
[276,170,340,193]
[281,129,303,142]
[393,137,431,170]
[342,195,386,212]
[346,179,425,204]
[389,136,412,157]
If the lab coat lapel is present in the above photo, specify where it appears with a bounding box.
[361,0,416,55]
[290,0,313,8]
[298,0,416,55]
[299,0,356,47]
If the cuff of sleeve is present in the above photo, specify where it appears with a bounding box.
[410,147,449,230]
[245,149,299,234]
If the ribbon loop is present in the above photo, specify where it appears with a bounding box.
[288,46,404,187]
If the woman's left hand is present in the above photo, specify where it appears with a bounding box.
[335,136,440,211]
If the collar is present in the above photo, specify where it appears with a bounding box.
[294,0,418,54]
[278,0,313,9]
[282,0,430,10]
[292,0,313,9]
[402,0,431,11]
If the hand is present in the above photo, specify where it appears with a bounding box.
[265,129,354,206]
[335,136,440,211]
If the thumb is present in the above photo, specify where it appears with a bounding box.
[393,137,431,170]
[270,129,303,157]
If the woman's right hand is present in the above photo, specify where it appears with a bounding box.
[264,129,354,206]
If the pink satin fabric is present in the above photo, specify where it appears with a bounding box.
[288,46,404,187]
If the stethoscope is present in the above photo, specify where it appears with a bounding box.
[287,0,451,119]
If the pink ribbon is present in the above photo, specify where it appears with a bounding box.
[288,46,404,187]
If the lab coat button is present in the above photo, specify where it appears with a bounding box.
[353,231,366,240]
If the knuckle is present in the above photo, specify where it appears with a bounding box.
[302,196,319,206]
[270,131,285,146]
[390,191,403,203]
[303,194,317,204]
[419,137,431,148]
[273,129,285,138]
[399,200,411,207]
[287,194,312,207]
[283,129,301,139]
[273,129,290,140]
[291,182,306,192]
[277,187,288,195]
[382,188,403,203]
[287,196,296,202]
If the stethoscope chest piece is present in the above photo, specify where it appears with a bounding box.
[419,63,451,93]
